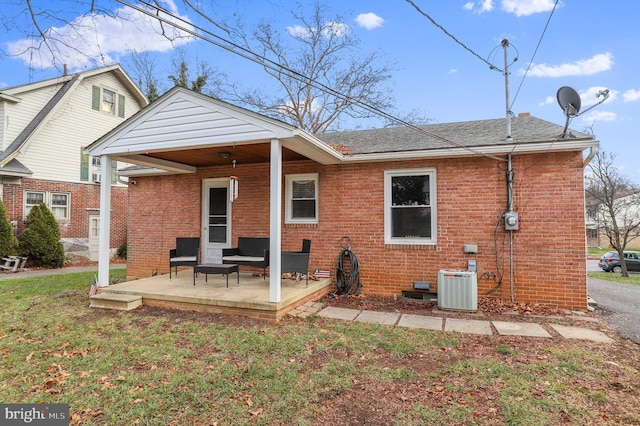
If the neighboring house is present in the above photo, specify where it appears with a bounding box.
[586,189,640,249]
[87,87,597,311]
[0,65,148,259]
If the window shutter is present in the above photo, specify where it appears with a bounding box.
[92,85,100,111]
[111,160,117,184]
[118,94,125,118]
[80,149,89,181]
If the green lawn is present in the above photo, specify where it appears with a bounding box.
[588,271,640,286]
[1,269,639,425]
[587,247,610,258]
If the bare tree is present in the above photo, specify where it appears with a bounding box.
[125,50,162,102]
[167,48,226,97]
[586,149,640,277]
[3,1,422,131]
[225,1,398,133]
[2,0,197,73]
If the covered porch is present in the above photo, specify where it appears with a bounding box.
[95,270,333,321]
[85,86,343,315]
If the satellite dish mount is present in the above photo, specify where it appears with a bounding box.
[557,86,581,138]
[556,86,610,138]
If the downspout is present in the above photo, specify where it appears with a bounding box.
[583,147,596,168]
[583,146,595,303]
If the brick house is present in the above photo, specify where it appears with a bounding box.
[0,65,148,259]
[87,87,597,310]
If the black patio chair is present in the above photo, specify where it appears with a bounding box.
[281,239,311,286]
[169,237,200,279]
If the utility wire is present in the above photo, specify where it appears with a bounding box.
[510,0,559,109]
[404,0,503,72]
[118,0,508,162]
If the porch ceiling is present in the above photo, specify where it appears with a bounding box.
[140,143,308,167]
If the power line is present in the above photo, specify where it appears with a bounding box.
[510,0,559,109]
[404,0,503,73]
[117,0,508,162]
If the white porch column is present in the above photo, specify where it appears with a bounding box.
[269,139,282,303]
[97,155,112,287]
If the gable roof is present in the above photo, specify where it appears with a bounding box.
[0,64,148,171]
[86,86,343,172]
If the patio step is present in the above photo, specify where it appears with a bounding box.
[90,293,143,311]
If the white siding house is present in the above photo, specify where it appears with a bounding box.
[0,64,148,259]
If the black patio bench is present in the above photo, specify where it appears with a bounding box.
[222,237,270,279]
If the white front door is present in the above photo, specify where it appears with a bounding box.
[201,179,232,264]
[88,215,100,261]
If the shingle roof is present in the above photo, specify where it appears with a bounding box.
[0,159,33,177]
[317,116,592,155]
[0,74,79,165]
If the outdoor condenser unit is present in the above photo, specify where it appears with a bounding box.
[437,270,478,312]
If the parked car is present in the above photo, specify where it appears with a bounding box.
[598,250,640,273]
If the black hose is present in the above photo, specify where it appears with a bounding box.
[335,245,362,295]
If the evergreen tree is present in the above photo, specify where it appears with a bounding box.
[0,198,18,258]
[19,203,65,268]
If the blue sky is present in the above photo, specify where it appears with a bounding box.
[1,0,638,182]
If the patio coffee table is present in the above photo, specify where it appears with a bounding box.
[193,264,239,288]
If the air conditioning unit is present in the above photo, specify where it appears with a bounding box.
[437,270,478,312]
[92,173,101,183]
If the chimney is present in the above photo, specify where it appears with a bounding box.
[63,64,67,76]
[518,112,530,117]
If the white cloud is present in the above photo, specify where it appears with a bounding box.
[463,0,494,14]
[525,52,613,78]
[580,86,616,106]
[623,88,640,103]
[287,21,350,39]
[355,13,384,30]
[448,68,458,74]
[581,110,616,125]
[286,25,314,38]
[539,95,555,106]
[501,0,559,17]
[6,4,195,71]
[323,21,350,37]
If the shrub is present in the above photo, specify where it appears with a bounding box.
[19,203,65,268]
[0,198,18,258]
[117,241,127,259]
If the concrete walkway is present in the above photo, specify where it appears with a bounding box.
[290,302,613,343]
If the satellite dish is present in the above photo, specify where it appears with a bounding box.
[557,86,581,117]
[557,86,581,138]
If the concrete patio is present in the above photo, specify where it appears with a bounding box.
[93,268,333,321]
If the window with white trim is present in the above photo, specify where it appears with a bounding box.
[285,173,318,224]
[92,85,125,118]
[24,191,70,220]
[384,169,436,244]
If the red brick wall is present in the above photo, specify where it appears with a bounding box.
[125,151,588,310]
[1,179,127,249]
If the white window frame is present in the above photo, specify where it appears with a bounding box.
[24,191,71,221]
[24,191,45,219]
[384,168,437,245]
[285,173,319,224]
[101,88,116,114]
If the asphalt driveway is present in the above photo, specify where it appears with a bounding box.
[588,275,640,345]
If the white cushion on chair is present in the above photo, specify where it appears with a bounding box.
[222,255,264,263]
[171,256,197,262]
